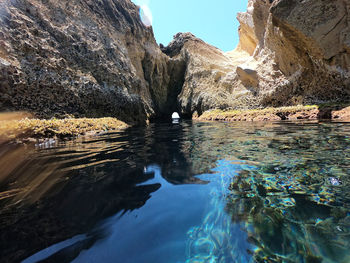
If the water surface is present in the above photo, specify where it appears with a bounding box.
[1,120,350,262]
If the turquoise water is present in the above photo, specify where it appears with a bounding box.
[0,121,350,262]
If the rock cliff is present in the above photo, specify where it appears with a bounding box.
[0,0,172,123]
[161,33,252,116]
[251,0,350,107]
[1,0,349,121]
[161,0,350,116]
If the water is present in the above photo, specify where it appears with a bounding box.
[0,120,350,263]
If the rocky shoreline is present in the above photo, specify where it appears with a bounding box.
[0,0,349,141]
[1,0,349,121]
[1,104,350,144]
[195,105,350,122]
[0,114,128,143]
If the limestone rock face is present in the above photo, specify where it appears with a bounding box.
[0,0,171,123]
[161,33,257,115]
[1,0,349,120]
[161,0,350,116]
[259,0,350,106]
[236,0,350,106]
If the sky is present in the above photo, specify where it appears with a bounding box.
[132,0,248,52]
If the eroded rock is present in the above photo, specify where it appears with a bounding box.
[236,65,258,88]
[0,0,172,123]
[162,33,258,115]
[160,0,350,117]
[1,0,349,121]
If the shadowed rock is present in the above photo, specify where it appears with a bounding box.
[0,0,349,120]
[0,0,171,123]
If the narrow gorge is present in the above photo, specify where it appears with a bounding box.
[1,0,349,123]
[1,1,350,262]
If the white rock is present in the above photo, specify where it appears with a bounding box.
[172,112,180,119]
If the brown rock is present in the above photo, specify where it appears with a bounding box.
[253,114,281,122]
[236,66,258,88]
[332,106,350,120]
[160,0,350,117]
[162,32,258,116]
[1,0,349,121]
[287,108,319,120]
[0,0,172,123]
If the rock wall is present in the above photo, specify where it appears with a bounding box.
[162,33,249,116]
[1,0,349,120]
[161,0,350,116]
[0,0,172,123]
[260,0,350,106]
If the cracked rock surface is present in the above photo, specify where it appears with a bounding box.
[1,0,349,120]
[0,0,171,123]
[160,0,350,116]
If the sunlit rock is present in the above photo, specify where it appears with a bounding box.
[172,112,180,119]
[139,4,152,27]
[160,0,350,117]
[0,0,169,123]
[236,65,258,88]
[1,0,349,122]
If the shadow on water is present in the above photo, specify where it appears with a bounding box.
[0,121,204,262]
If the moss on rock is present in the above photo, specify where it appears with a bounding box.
[194,105,347,122]
[0,114,128,142]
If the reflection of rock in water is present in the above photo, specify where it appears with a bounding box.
[186,160,254,263]
[2,121,350,262]
[0,160,161,262]
[0,123,200,262]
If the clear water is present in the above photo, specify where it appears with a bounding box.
[1,120,350,263]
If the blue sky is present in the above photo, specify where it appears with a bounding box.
[132,0,248,52]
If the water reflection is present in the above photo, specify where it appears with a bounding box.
[0,120,349,262]
[0,122,204,262]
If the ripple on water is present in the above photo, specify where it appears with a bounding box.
[0,121,350,262]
